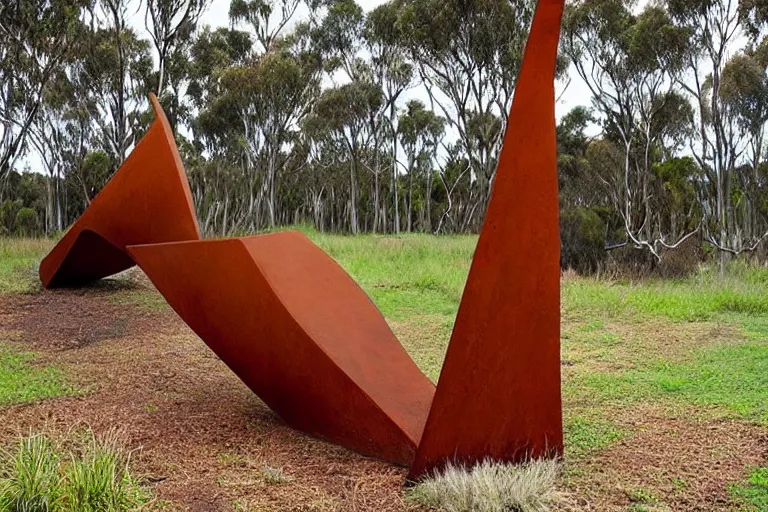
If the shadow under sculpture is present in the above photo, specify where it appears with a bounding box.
[39,0,565,480]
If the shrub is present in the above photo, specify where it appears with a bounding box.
[560,206,607,274]
[0,200,22,236]
[407,458,561,512]
[61,430,147,512]
[15,208,40,237]
[657,235,701,278]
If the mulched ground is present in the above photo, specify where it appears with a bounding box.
[0,276,766,511]
[561,405,768,511]
[0,278,170,350]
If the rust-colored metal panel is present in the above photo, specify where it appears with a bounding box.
[39,94,200,288]
[408,0,565,480]
[126,232,436,466]
[38,0,564,475]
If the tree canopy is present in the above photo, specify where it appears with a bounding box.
[2,0,768,271]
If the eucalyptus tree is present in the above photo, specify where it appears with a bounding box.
[652,156,702,245]
[190,1,320,231]
[301,135,349,230]
[308,0,366,84]
[30,74,74,233]
[398,99,444,232]
[396,0,534,228]
[216,45,321,229]
[564,0,695,261]
[563,0,640,252]
[718,43,768,251]
[433,145,472,234]
[0,0,86,185]
[557,106,599,208]
[364,2,413,233]
[629,6,693,236]
[310,0,393,231]
[721,48,768,176]
[144,0,208,98]
[307,0,403,232]
[667,0,745,264]
[305,80,383,234]
[188,27,253,232]
[187,27,253,111]
[143,0,208,132]
[740,0,768,40]
[79,0,153,165]
[230,0,302,53]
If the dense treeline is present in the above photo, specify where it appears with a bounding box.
[2,0,768,272]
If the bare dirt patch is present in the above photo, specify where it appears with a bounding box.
[0,280,177,350]
[390,315,450,382]
[561,318,746,379]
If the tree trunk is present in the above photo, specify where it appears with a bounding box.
[350,160,358,235]
[407,162,414,232]
[425,171,432,232]
[373,171,379,234]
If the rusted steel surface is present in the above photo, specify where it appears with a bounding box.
[39,94,200,288]
[407,0,565,481]
[126,233,435,465]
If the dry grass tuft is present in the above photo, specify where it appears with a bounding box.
[0,237,55,259]
[407,458,561,512]
[261,464,293,485]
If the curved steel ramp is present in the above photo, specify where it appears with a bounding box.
[127,233,435,465]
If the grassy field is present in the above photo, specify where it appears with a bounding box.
[0,231,766,511]
[0,237,51,294]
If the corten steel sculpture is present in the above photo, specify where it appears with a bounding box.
[407,0,565,480]
[126,234,435,465]
[39,94,200,288]
[39,0,564,478]
[40,96,435,466]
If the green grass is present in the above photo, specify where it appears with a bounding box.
[0,433,61,511]
[5,230,768,325]
[626,487,664,510]
[304,229,768,328]
[0,345,73,406]
[730,467,768,511]
[563,271,768,323]
[305,230,475,321]
[564,416,623,459]
[576,342,768,424]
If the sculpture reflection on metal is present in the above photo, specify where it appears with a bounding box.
[40,0,564,479]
